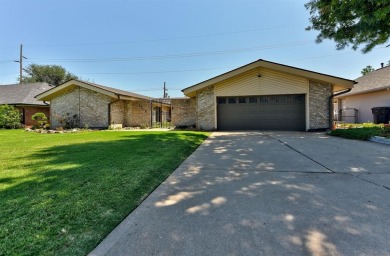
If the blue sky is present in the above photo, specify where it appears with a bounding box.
[0,0,389,97]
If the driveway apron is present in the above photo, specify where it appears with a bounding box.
[90,131,390,256]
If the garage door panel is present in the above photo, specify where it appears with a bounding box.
[217,94,305,131]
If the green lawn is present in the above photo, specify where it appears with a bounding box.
[0,129,209,255]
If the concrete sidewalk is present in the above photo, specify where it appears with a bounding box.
[89,132,390,256]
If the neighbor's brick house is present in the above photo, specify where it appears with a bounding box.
[0,83,53,127]
[36,80,170,129]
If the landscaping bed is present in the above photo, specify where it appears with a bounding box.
[330,123,390,141]
[0,129,209,255]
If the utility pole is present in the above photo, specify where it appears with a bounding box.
[163,82,168,98]
[14,44,27,84]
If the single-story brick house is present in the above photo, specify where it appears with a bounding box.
[179,59,356,131]
[0,83,53,127]
[36,79,170,129]
[335,64,390,123]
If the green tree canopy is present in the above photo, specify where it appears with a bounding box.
[20,64,78,86]
[305,0,390,53]
[361,65,375,75]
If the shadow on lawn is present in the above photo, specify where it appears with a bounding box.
[0,132,208,255]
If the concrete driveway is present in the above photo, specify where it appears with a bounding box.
[90,132,390,256]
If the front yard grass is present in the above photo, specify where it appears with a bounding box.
[0,129,209,255]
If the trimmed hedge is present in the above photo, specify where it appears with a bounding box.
[330,126,390,140]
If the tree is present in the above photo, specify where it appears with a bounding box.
[361,65,375,75]
[0,105,21,128]
[305,0,390,53]
[20,64,78,86]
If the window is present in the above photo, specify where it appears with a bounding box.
[238,97,246,103]
[294,95,304,102]
[248,97,257,103]
[218,98,226,104]
[259,96,268,103]
[228,98,236,104]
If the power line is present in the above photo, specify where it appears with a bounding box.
[74,66,234,75]
[0,26,286,49]
[17,40,315,63]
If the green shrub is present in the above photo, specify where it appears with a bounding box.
[330,127,385,140]
[140,123,149,129]
[0,105,21,128]
[31,112,48,129]
[383,126,390,137]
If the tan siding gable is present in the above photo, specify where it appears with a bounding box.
[215,68,308,96]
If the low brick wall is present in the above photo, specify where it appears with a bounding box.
[171,98,196,127]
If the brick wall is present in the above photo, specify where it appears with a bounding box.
[196,86,215,130]
[110,100,125,128]
[50,87,111,128]
[171,98,196,127]
[128,100,151,127]
[309,80,333,129]
[15,106,50,127]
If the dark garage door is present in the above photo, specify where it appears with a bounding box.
[217,94,305,131]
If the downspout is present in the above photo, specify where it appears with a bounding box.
[108,96,120,128]
[328,88,352,129]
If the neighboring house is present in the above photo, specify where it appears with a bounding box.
[180,59,355,131]
[35,79,170,129]
[0,83,53,127]
[335,65,390,123]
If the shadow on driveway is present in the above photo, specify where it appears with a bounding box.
[90,131,390,256]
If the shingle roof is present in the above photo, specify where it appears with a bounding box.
[0,83,53,106]
[343,66,390,96]
[35,79,153,101]
[76,80,152,100]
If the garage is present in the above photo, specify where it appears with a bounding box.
[217,94,306,131]
[181,59,356,131]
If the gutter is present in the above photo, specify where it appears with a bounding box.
[329,88,352,129]
[334,85,390,98]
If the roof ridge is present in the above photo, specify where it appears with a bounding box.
[74,79,153,100]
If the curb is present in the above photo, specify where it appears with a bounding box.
[369,136,390,145]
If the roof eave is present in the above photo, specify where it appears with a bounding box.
[335,86,390,98]
[36,79,152,101]
[182,59,356,96]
